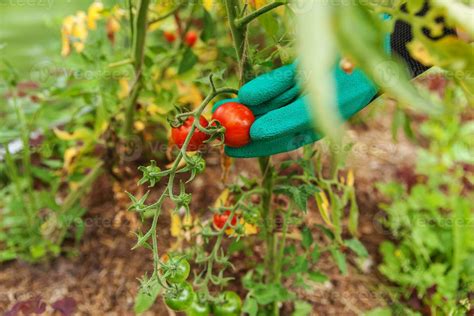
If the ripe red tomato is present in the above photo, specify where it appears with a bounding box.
[171,116,209,151]
[164,31,177,43]
[212,102,255,148]
[213,211,238,230]
[185,31,198,47]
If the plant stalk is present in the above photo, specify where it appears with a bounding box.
[225,1,285,313]
[122,0,150,138]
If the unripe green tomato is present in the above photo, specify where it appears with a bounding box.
[212,291,242,316]
[164,282,195,311]
[186,295,211,316]
[163,256,191,284]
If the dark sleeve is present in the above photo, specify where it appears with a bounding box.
[390,1,457,77]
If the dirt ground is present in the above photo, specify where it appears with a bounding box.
[0,102,419,316]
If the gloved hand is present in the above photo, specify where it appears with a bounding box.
[212,62,379,158]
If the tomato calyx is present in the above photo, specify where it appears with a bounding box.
[164,282,195,311]
[161,255,191,284]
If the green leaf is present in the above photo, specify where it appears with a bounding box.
[292,300,313,316]
[334,3,439,114]
[301,227,313,249]
[330,247,347,275]
[308,271,328,283]
[259,13,279,40]
[242,297,258,316]
[345,238,369,258]
[310,245,320,263]
[134,279,161,314]
[201,9,216,42]
[363,307,392,316]
[178,48,198,74]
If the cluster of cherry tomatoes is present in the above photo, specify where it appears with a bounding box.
[171,102,255,151]
[162,255,242,315]
[164,30,198,47]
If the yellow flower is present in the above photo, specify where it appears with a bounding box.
[87,1,104,30]
[203,0,214,11]
[72,11,88,53]
[61,11,89,56]
[61,15,75,56]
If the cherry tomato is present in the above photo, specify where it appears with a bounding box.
[162,255,191,284]
[165,282,195,311]
[185,31,198,47]
[213,210,238,230]
[186,295,211,316]
[212,291,242,316]
[164,31,177,43]
[171,116,209,151]
[212,102,255,148]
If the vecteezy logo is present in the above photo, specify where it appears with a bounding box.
[29,60,67,85]
[373,60,399,88]
[288,0,316,14]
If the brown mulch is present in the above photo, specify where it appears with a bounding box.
[0,102,418,316]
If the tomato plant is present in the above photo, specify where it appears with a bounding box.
[164,31,177,43]
[213,210,238,230]
[161,255,191,284]
[185,31,198,47]
[212,291,242,316]
[171,116,210,151]
[164,282,195,311]
[212,102,255,148]
[186,294,211,316]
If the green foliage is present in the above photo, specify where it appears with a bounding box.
[377,83,474,314]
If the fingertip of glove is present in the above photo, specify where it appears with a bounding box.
[238,64,297,106]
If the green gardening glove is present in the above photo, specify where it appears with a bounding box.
[213,62,378,158]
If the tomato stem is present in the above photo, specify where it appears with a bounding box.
[225,0,286,313]
[122,0,150,139]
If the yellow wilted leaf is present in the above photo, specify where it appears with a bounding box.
[253,0,268,9]
[134,121,145,132]
[87,1,104,30]
[316,191,332,227]
[63,147,80,171]
[243,221,258,235]
[171,213,182,237]
[147,103,168,116]
[347,169,354,187]
[118,78,130,99]
[319,191,329,208]
[214,188,230,209]
[183,213,193,227]
[339,176,345,185]
[54,128,93,141]
[177,83,203,108]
